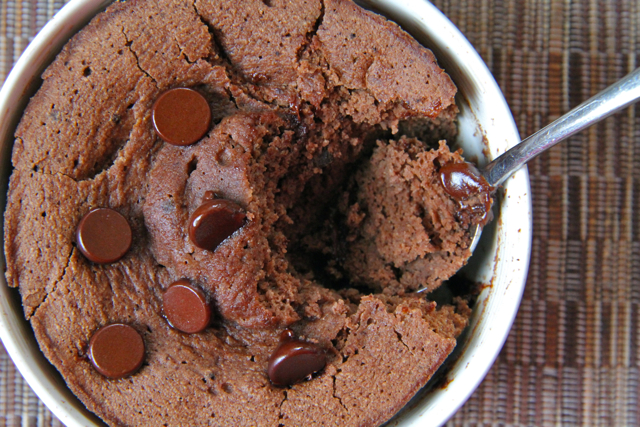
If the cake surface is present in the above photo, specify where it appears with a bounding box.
[4,0,484,425]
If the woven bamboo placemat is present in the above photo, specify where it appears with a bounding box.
[1,0,638,425]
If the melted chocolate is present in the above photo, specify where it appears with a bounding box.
[439,162,494,225]
[188,198,246,252]
[267,331,326,386]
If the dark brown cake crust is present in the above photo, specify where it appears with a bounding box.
[4,1,473,426]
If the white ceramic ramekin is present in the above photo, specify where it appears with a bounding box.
[0,1,531,426]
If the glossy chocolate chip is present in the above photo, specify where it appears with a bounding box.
[163,279,211,333]
[152,88,211,146]
[267,335,326,386]
[440,162,494,224]
[88,324,145,379]
[439,162,493,201]
[188,199,246,252]
[76,208,132,264]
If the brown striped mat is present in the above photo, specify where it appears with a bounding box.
[1,0,639,425]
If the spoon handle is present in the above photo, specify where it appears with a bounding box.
[483,67,640,187]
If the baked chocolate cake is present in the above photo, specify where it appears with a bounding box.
[4,0,490,425]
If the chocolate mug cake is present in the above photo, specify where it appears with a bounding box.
[4,0,491,425]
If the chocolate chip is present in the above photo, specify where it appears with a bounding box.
[439,161,493,201]
[163,279,211,333]
[267,334,326,386]
[152,88,211,146]
[188,199,246,252]
[439,162,494,223]
[88,324,145,379]
[76,208,132,264]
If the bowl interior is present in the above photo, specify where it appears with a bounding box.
[0,1,532,426]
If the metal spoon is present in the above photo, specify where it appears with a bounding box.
[467,67,640,252]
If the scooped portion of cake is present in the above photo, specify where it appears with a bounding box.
[3,0,489,426]
[295,137,483,298]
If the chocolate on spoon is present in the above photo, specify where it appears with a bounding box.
[420,67,640,293]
